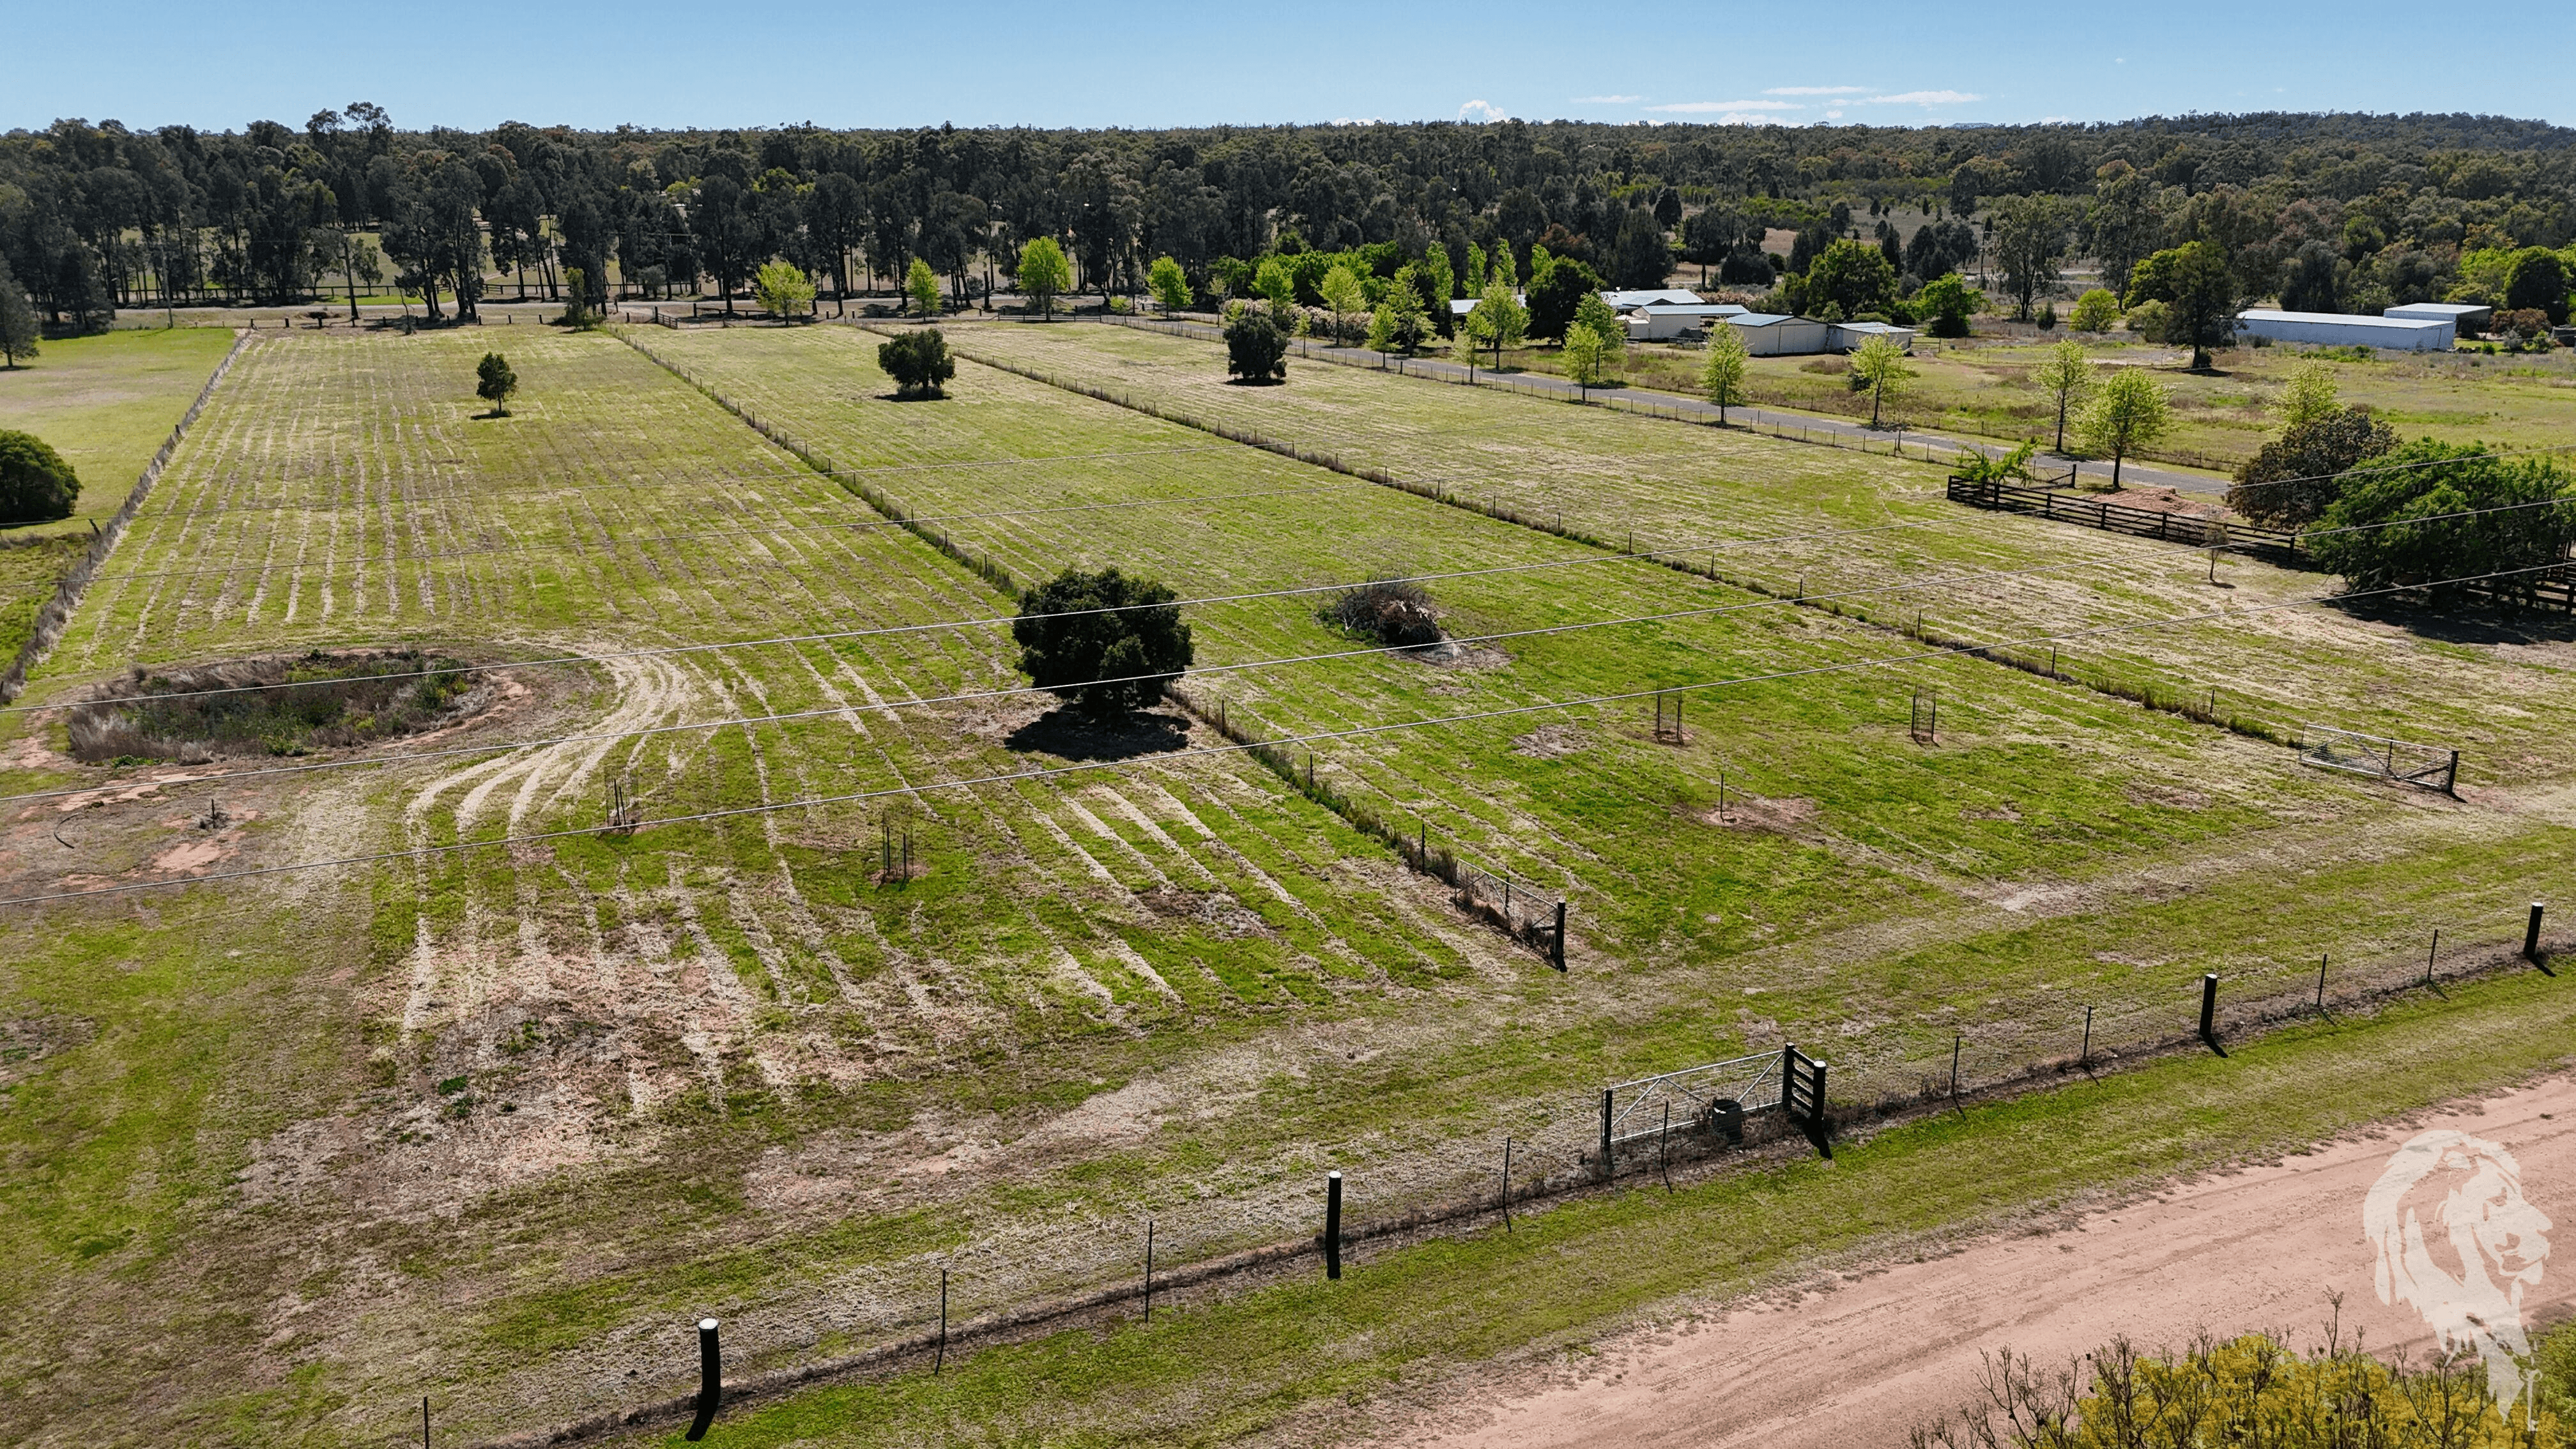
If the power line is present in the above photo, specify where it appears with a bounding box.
[7,553,2560,910]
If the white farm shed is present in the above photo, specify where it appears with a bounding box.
[2234,309,2454,351]
[2385,301,2491,332]
[1829,320,1916,353]
[1600,288,1708,309]
[1723,313,1832,355]
[1623,303,1748,341]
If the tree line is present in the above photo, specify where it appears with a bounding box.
[4,107,2573,330]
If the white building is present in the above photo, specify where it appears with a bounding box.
[1622,303,1749,342]
[2385,301,2491,332]
[1724,313,1834,356]
[1599,288,1708,310]
[2234,309,2455,352]
[1828,320,1917,353]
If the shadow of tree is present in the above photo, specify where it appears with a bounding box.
[1004,707,1191,762]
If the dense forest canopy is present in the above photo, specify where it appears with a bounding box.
[4,107,2572,327]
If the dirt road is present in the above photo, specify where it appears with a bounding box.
[1375,1074,2576,1446]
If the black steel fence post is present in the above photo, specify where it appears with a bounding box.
[1324,1172,1343,1280]
[684,1318,721,1441]
[1599,1088,1614,1179]
[1553,901,1567,970]
[2199,973,2220,1045]
[2527,902,2547,962]
[1780,1042,1797,1116]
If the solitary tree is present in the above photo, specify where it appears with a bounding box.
[2032,337,2095,453]
[1013,567,1195,723]
[2126,242,2235,369]
[1699,322,1750,423]
[906,257,942,318]
[755,259,816,321]
[475,352,518,417]
[877,328,955,398]
[1561,321,1614,397]
[1913,273,1982,338]
[1991,195,2069,321]
[1850,334,1913,429]
[2067,288,2120,334]
[2227,406,2398,528]
[1147,255,1190,314]
[1462,277,1528,369]
[1017,237,1071,319]
[2076,367,2172,487]
[1224,305,1287,382]
[0,256,37,367]
[1319,264,1367,344]
[2275,361,2339,432]
[0,430,80,523]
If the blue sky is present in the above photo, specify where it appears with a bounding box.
[9,0,2570,134]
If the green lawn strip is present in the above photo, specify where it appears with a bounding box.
[610,965,2576,1448]
[0,326,239,534]
[948,322,2576,774]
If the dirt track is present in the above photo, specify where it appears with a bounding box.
[1377,1073,2576,1446]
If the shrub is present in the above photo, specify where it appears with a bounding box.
[1225,306,1287,382]
[0,429,80,523]
[877,328,955,398]
[2124,298,2172,342]
[2036,301,2057,331]
[2309,440,2576,606]
[1954,440,2039,484]
[2228,406,2400,528]
[1914,273,1981,337]
[755,259,816,321]
[1013,568,1194,723]
[2067,288,2120,332]
[1321,579,1441,648]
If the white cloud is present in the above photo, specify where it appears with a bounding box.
[1824,109,1845,119]
[1764,85,1866,96]
[1646,99,1803,114]
[1573,94,1643,105]
[1859,89,1982,105]
[1457,99,1508,123]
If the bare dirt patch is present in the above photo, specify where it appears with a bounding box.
[1138,885,1273,937]
[1367,1073,2576,1449]
[1698,795,1820,833]
[1510,724,1589,759]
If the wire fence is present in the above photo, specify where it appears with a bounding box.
[471,898,2572,1448]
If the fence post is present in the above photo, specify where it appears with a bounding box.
[1599,1087,1614,1179]
[2527,902,2548,963]
[1779,1042,1797,1116]
[684,1319,721,1441]
[1324,1171,1343,1280]
[1552,901,1567,970]
[2199,973,2220,1045]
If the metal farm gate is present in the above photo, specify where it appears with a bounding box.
[1591,1044,1830,1172]
[2298,724,2460,795]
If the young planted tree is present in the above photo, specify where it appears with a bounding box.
[1421,245,1456,335]
[1253,256,1296,323]
[2275,360,2340,431]
[1699,321,1750,423]
[0,430,80,523]
[906,257,942,318]
[1363,269,1432,360]
[877,328,955,398]
[1463,277,1528,369]
[0,257,38,367]
[2076,366,2172,487]
[1147,255,1190,314]
[756,259,816,321]
[1224,305,1287,382]
[475,353,518,417]
[1318,264,1367,344]
[1017,236,1071,319]
[1013,567,1195,724]
[2032,337,2095,453]
[1561,321,1613,397]
[1850,334,1913,429]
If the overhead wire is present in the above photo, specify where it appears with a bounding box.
[6,551,2563,909]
